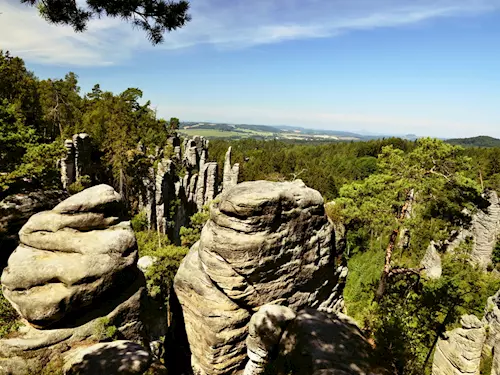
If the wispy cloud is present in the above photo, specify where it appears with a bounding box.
[1,0,499,66]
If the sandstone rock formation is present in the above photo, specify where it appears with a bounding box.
[60,133,92,189]
[2,184,136,328]
[244,305,296,375]
[447,190,500,269]
[0,185,164,374]
[277,309,383,375]
[223,146,239,192]
[174,180,348,375]
[432,315,486,375]
[63,340,152,375]
[421,241,442,280]
[0,190,66,265]
[139,134,238,244]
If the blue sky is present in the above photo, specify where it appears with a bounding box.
[2,0,500,138]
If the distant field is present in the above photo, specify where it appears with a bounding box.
[179,129,251,138]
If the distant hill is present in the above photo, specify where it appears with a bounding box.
[179,121,422,141]
[447,136,500,148]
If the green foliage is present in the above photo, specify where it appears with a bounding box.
[0,289,20,338]
[135,228,188,307]
[23,0,191,45]
[492,240,500,267]
[67,175,91,195]
[144,245,188,301]
[362,251,500,374]
[180,205,210,248]
[480,346,493,375]
[447,136,500,148]
[93,317,119,341]
[131,210,149,232]
[136,230,171,255]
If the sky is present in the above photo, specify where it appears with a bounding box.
[1,0,500,138]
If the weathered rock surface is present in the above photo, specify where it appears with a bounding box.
[277,309,383,375]
[138,135,235,244]
[432,315,486,375]
[0,185,166,375]
[63,340,151,375]
[60,133,92,189]
[1,185,137,328]
[244,305,296,375]
[421,241,442,280]
[174,180,347,375]
[223,146,239,192]
[446,190,500,269]
[0,190,67,265]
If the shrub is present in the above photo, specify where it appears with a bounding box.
[180,205,209,248]
[131,210,149,232]
[67,175,91,195]
[93,317,119,341]
[0,289,20,338]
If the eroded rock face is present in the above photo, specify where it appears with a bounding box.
[1,184,138,328]
[421,241,442,280]
[0,190,67,265]
[432,315,486,375]
[277,309,383,375]
[244,305,296,375]
[174,180,347,375]
[63,340,152,375]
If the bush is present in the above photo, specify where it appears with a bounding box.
[131,210,149,232]
[0,289,20,338]
[180,205,209,248]
[93,317,119,341]
[67,175,91,195]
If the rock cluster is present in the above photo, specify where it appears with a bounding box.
[174,180,348,375]
[139,134,238,244]
[0,185,164,374]
[420,190,500,275]
[60,133,92,189]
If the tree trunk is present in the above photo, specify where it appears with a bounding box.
[375,192,414,301]
[375,227,399,300]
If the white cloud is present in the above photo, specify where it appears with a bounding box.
[1,0,499,66]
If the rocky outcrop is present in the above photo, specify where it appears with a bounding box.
[63,341,152,375]
[174,180,348,375]
[421,241,442,280]
[2,185,136,328]
[223,146,239,192]
[0,185,164,374]
[277,309,383,375]
[0,190,66,265]
[432,315,486,375]
[244,305,296,375]
[242,305,382,375]
[60,133,92,189]
[445,190,500,269]
[139,135,238,244]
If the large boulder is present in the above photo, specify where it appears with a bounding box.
[174,180,347,375]
[1,185,138,328]
[277,309,383,375]
[63,340,152,375]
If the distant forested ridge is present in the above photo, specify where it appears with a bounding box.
[447,135,500,148]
